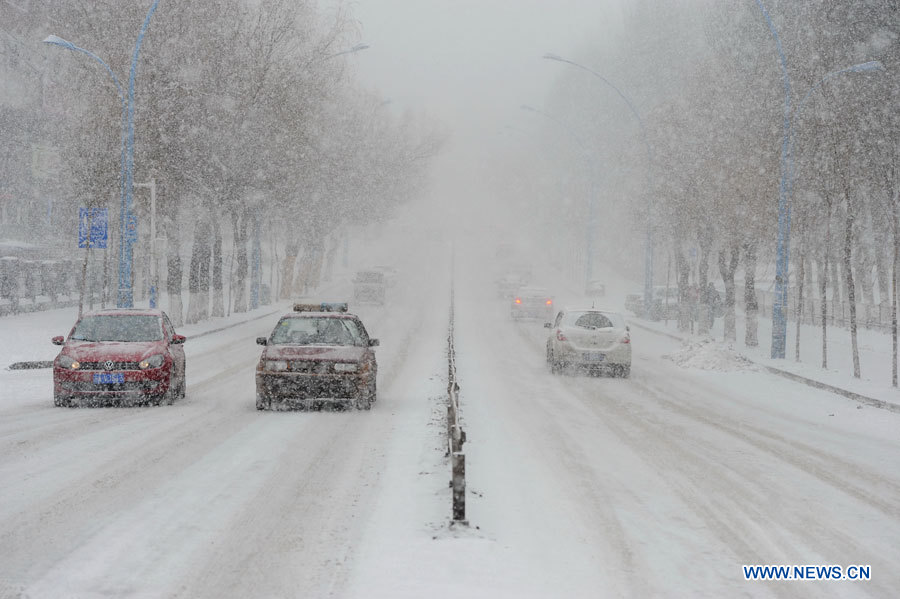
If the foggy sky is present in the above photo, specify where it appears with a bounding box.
[332,0,623,218]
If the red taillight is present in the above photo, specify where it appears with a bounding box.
[621,336,630,344]
[514,298,522,304]
[556,330,567,342]
[545,299,552,305]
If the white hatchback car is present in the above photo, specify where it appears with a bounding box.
[545,308,631,377]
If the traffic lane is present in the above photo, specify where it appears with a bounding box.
[0,300,422,597]
[458,296,898,597]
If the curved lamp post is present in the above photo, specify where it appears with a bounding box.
[43,34,127,295]
[543,53,656,317]
[753,0,881,358]
[45,0,162,309]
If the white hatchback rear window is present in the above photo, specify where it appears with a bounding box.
[565,311,623,329]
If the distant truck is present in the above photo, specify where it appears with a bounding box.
[353,270,386,305]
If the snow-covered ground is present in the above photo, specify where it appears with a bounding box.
[1,236,899,597]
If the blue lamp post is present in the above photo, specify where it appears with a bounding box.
[543,53,656,317]
[43,34,127,298]
[753,0,881,358]
[44,0,161,309]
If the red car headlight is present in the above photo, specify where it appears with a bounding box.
[58,355,80,370]
[139,354,166,369]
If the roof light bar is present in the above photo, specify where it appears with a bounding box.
[293,302,349,313]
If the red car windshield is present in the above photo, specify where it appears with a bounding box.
[70,315,164,342]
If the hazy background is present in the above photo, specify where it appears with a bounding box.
[329,0,623,230]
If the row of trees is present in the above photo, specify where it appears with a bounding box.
[4,0,441,326]
[506,0,899,383]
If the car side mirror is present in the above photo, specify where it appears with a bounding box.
[369,339,380,347]
[171,334,186,345]
[543,323,552,328]
[51,336,65,345]
[256,337,268,346]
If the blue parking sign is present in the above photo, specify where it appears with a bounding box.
[78,207,108,248]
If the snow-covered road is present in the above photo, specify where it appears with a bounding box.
[1,258,898,598]
[452,267,900,598]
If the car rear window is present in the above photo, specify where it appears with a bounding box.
[70,315,163,342]
[271,316,365,346]
[565,311,624,330]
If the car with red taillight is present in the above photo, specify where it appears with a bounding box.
[545,308,631,377]
[52,309,186,406]
[255,302,378,410]
[510,286,554,320]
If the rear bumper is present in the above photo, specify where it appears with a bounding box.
[556,345,631,367]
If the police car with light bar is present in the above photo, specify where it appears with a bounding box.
[255,302,379,410]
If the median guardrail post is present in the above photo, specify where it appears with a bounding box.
[447,277,466,524]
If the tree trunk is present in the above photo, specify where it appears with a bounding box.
[892,197,898,387]
[830,258,842,306]
[211,216,225,317]
[743,241,759,347]
[232,209,249,313]
[675,245,691,333]
[795,247,805,362]
[873,221,890,307]
[697,228,712,336]
[718,244,739,342]
[186,220,205,324]
[844,195,861,378]
[166,217,184,327]
[280,241,298,300]
[821,213,831,370]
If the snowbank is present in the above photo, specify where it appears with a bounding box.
[663,338,757,372]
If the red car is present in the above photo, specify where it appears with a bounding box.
[52,308,186,407]
[255,302,378,410]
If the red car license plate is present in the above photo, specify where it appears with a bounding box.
[93,372,125,384]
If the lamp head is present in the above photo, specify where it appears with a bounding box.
[850,60,883,72]
[43,35,76,51]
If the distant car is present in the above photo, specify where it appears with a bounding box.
[51,308,186,407]
[545,308,631,377]
[353,270,386,304]
[585,280,606,297]
[511,286,554,320]
[496,271,530,299]
[255,302,379,410]
[373,265,399,287]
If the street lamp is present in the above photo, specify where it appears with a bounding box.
[520,104,599,288]
[543,53,656,317]
[753,0,882,358]
[43,34,127,311]
[44,0,161,309]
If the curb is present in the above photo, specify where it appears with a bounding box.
[6,308,284,371]
[628,320,900,414]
